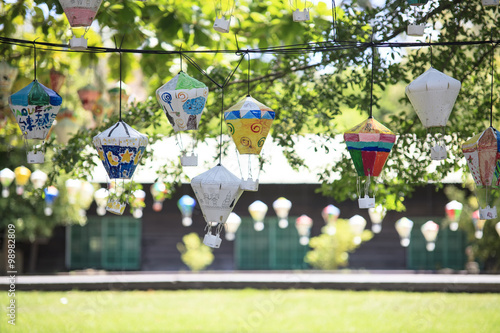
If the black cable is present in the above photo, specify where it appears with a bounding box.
[219,89,224,165]
[247,51,250,96]
[490,40,495,128]
[369,41,375,118]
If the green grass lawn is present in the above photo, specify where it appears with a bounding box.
[0,289,498,333]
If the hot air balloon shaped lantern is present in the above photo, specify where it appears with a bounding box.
[0,61,18,108]
[344,117,396,209]
[295,214,313,245]
[77,181,95,216]
[30,169,47,190]
[78,84,101,113]
[0,168,15,198]
[290,0,311,22]
[496,221,500,237]
[53,108,80,144]
[368,204,387,234]
[225,212,241,241]
[406,67,461,160]
[93,121,148,215]
[213,0,235,33]
[58,0,103,50]
[249,200,268,232]
[225,95,275,191]
[44,186,59,216]
[462,127,500,220]
[178,195,196,226]
[445,200,463,231]
[273,197,292,228]
[156,71,209,166]
[14,166,31,195]
[130,189,146,219]
[322,204,340,235]
[191,164,243,248]
[472,210,487,239]
[406,0,428,36]
[395,217,414,247]
[94,187,109,216]
[421,220,439,251]
[482,0,499,6]
[349,215,367,245]
[150,182,168,212]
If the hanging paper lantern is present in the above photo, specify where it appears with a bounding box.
[108,81,130,111]
[348,215,367,245]
[78,84,101,112]
[0,168,15,198]
[30,170,47,189]
[249,200,268,232]
[462,127,499,220]
[295,214,313,246]
[495,221,500,237]
[290,0,311,22]
[482,0,499,6]
[49,69,66,93]
[368,204,387,234]
[150,182,168,212]
[445,200,463,231]
[178,195,196,226]
[130,189,146,219]
[44,186,59,216]
[322,204,340,235]
[58,0,104,50]
[0,61,18,108]
[191,164,243,248]
[344,117,396,209]
[405,67,461,160]
[94,188,109,216]
[472,210,487,239]
[65,178,81,204]
[93,121,148,215]
[273,197,292,229]
[53,108,80,145]
[395,217,413,247]
[421,220,439,251]
[224,212,242,241]
[213,0,235,33]
[14,166,31,195]
[9,80,63,163]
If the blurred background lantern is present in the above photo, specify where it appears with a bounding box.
[9,80,63,163]
[295,214,313,246]
[322,204,340,235]
[225,212,242,241]
[65,178,82,204]
[191,164,243,248]
[77,181,95,216]
[94,187,109,216]
[30,169,47,189]
[0,60,18,109]
[368,204,387,234]
[344,117,396,209]
[406,0,428,36]
[150,182,168,212]
[463,127,500,220]
[249,200,268,232]
[421,220,439,251]
[349,215,367,245]
[53,108,80,145]
[395,217,413,247]
[273,197,292,228]
[0,168,15,198]
[130,189,146,219]
[177,195,196,226]
[406,67,461,160]
[58,0,103,50]
[14,166,31,195]
[49,69,66,93]
[472,210,487,239]
[445,200,463,231]
[43,186,59,216]
[78,84,101,112]
[108,81,130,113]
[290,0,311,22]
[496,222,500,237]
[213,0,234,33]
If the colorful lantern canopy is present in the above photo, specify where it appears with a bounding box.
[94,188,109,216]
[290,0,311,22]
[49,69,66,93]
[249,200,268,232]
[30,170,47,189]
[368,205,387,234]
[44,186,59,216]
[462,127,499,220]
[405,67,461,160]
[178,194,196,226]
[445,200,463,231]
[191,164,243,248]
[9,80,63,163]
[150,182,168,212]
[0,61,18,108]
[58,0,104,50]
[495,221,500,237]
[472,210,487,239]
[296,214,313,246]
[421,220,439,251]
[131,189,146,219]
[14,166,31,195]
[482,0,499,6]
[322,204,340,235]
[273,197,292,229]
[349,215,367,245]
[225,212,242,241]
[395,217,413,247]
[213,0,234,33]
[344,117,396,209]
[53,108,80,145]
[0,168,15,198]
[93,121,148,215]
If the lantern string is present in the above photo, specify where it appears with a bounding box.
[331,0,337,42]
[219,89,224,165]
[490,37,495,128]
[369,38,375,119]
[180,44,183,72]
[428,35,433,68]
[33,38,39,81]
[247,50,250,96]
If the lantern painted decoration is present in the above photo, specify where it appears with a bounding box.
[0,61,18,108]
[296,214,313,246]
[58,0,104,50]
[472,210,487,239]
[445,200,463,231]
[9,80,63,163]
[0,168,15,198]
[349,215,367,245]
[290,0,311,22]
[249,200,268,232]
[405,67,461,160]
[94,188,109,216]
[421,220,439,251]
[213,0,235,33]
[482,0,499,6]
[273,197,292,228]
[14,166,31,195]
[178,194,196,226]
[30,170,47,189]
[322,204,340,235]
[395,217,413,247]
[53,108,80,144]
[191,164,243,248]
[225,212,242,241]
[368,205,387,234]
[462,127,500,220]
[344,117,396,209]
[93,121,148,215]
[150,182,168,212]
[131,189,146,219]
[44,186,59,216]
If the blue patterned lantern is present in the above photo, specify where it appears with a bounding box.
[178,194,196,227]
[9,80,62,163]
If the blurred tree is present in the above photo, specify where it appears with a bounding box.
[177,232,214,271]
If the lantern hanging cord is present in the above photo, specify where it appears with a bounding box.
[114,35,125,121]
[33,37,39,81]
[369,41,375,118]
[428,35,433,68]
[247,51,251,96]
[331,0,337,42]
[219,89,224,165]
[180,44,183,72]
[489,37,496,128]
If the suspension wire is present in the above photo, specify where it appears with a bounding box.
[219,89,224,165]
[33,38,39,80]
[428,35,433,68]
[247,50,251,96]
[179,44,183,72]
[369,36,375,118]
[490,37,496,128]
[331,0,337,42]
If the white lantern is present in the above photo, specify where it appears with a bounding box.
[131,189,146,219]
[407,23,425,36]
[368,204,387,234]
[495,222,500,237]
[295,214,313,246]
[224,212,242,241]
[395,217,413,247]
[0,168,15,198]
[30,170,47,189]
[249,200,268,232]
[94,188,109,216]
[273,197,292,228]
[65,178,81,204]
[405,67,461,160]
[349,215,367,245]
[421,220,439,251]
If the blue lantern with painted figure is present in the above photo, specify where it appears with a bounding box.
[177,194,197,226]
